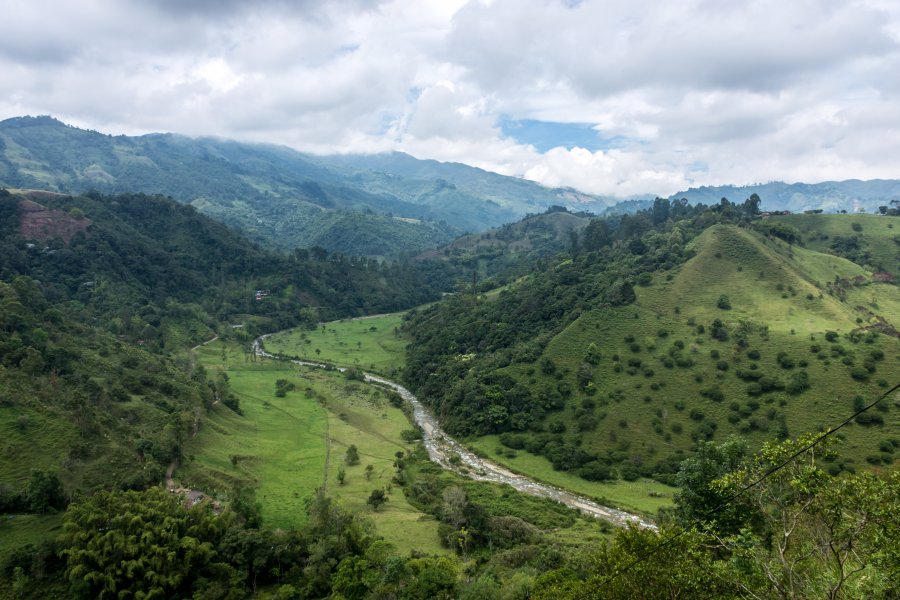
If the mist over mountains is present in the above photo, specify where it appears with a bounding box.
[0,116,619,256]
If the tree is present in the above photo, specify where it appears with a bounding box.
[532,525,738,600]
[365,464,374,480]
[337,467,346,485]
[367,489,387,511]
[25,470,67,514]
[345,445,360,466]
[712,434,900,598]
[672,437,751,534]
[61,487,238,598]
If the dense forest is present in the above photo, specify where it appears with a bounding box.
[0,190,451,348]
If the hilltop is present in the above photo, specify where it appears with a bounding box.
[0,116,619,256]
[404,203,900,487]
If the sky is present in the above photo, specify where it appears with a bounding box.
[1,0,899,198]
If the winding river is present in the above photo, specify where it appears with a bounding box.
[253,335,656,530]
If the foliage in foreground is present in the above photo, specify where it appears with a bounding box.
[534,435,900,599]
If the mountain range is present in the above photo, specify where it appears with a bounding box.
[671,180,900,213]
[0,116,619,257]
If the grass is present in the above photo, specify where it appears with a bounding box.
[467,435,675,515]
[264,313,408,375]
[492,224,900,477]
[0,514,63,562]
[773,213,899,277]
[0,406,75,486]
[179,343,330,529]
[182,340,446,553]
[320,375,446,555]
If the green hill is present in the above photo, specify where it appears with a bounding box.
[419,208,593,287]
[770,213,900,277]
[405,206,900,487]
[0,187,448,502]
[0,116,623,256]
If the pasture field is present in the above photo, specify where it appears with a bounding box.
[491,225,900,481]
[773,213,899,277]
[182,340,445,553]
[264,313,407,374]
[468,435,675,515]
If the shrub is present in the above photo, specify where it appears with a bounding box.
[345,445,360,465]
[548,421,566,434]
[717,295,732,310]
[850,366,870,381]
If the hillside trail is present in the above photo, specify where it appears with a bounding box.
[253,334,656,530]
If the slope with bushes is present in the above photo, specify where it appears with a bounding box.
[404,201,900,488]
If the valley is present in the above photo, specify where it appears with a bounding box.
[2,188,899,599]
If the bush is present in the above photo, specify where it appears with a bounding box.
[579,461,613,481]
[825,331,839,342]
[850,366,870,381]
[345,445,360,465]
[548,421,566,434]
[717,295,732,310]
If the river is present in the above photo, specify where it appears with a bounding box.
[253,335,656,530]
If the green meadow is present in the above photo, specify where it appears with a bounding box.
[264,313,408,374]
[265,311,676,516]
[181,340,444,553]
[773,213,899,277]
[0,514,62,563]
[467,435,675,515]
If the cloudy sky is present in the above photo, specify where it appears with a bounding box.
[2,0,899,197]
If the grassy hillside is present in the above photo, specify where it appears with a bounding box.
[513,225,898,477]
[266,311,676,515]
[405,204,900,489]
[771,213,900,277]
[180,340,447,553]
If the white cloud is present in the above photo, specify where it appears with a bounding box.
[1,0,899,197]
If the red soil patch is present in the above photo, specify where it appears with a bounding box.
[18,198,91,242]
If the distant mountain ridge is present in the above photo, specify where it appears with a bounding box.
[0,115,621,256]
[671,180,900,213]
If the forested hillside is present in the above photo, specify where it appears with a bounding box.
[0,190,449,347]
[404,198,900,485]
[0,187,448,501]
[419,207,593,287]
[0,116,622,256]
